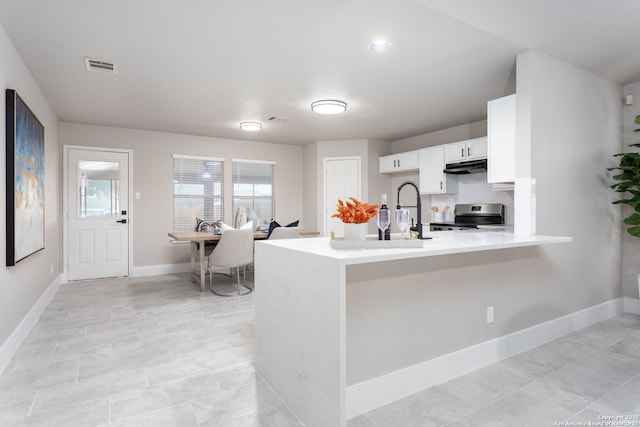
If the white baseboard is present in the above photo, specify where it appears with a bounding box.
[0,274,62,375]
[346,297,625,419]
[624,297,640,314]
[131,263,191,277]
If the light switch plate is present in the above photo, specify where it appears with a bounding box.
[487,306,494,324]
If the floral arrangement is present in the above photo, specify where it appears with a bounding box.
[331,197,380,224]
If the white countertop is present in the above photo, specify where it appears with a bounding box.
[256,230,572,265]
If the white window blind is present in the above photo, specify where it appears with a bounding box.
[172,154,224,231]
[232,160,275,228]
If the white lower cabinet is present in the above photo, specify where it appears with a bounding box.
[419,146,458,194]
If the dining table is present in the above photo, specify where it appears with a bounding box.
[168,231,268,291]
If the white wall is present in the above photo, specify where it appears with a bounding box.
[0,25,60,353]
[59,123,303,268]
[621,81,640,298]
[303,141,319,236]
[346,50,623,384]
[391,120,488,153]
[365,139,391,232]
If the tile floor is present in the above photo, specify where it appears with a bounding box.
[0,273,639,427]
[349,313,640,427]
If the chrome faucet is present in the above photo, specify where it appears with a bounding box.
[396,180,424,239]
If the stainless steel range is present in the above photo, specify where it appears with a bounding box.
[430,203,504,231]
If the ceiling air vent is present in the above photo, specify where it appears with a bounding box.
[84,57,117,74]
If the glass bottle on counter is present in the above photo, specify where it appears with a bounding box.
[377,194,391,240]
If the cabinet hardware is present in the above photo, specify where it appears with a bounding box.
[398,159,400,167]
[394,160,397,167]
[116,219,127,224]
[461,147,464,157]
[440,181,443,190]
[468,147,470,157]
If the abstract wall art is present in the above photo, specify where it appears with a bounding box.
[6,89,45,266]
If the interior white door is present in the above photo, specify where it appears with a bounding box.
[68,149,129,281]
[324,157,361,237]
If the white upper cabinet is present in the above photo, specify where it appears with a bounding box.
[487,94,516,183]
[467,137,488,160]
[418,146,457,194]
[444,137,488,163]
[379,150,419,173]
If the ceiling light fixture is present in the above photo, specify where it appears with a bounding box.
[239,121,262,131]
[311,99,347,115]
[368,40,391,51]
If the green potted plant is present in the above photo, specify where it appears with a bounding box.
[610,114,640,237]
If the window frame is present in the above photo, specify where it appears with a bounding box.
[231,158,276,228]
[172,154,224,232]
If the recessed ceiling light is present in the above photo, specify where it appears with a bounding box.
[311,99,347,115]
[369,40,391,52]
[239,121,262,131]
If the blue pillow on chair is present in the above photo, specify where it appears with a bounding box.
[266,219,299,239]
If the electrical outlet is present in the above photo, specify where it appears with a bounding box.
[487,306,494,324]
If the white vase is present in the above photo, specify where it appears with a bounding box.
[234,207,249,228]
[343,223,367,241]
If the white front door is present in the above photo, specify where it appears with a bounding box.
[324,157,361,237]
[67,149,130,281]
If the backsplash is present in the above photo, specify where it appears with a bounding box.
[430,173,514,224]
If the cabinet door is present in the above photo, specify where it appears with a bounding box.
[379,151,419,173]
[444,142,466,163]
[396,150,419,171]
[419,146,447,194]
[487,95,516,183]
[379,155,396,173]
[466,137,488,160]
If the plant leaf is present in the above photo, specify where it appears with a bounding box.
[612,172,635,181]
[624,213,640,225]
[628,226,640,238]
[613,199,640,208]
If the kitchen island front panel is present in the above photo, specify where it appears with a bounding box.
[254,243,347,427]
[254,231,571,426]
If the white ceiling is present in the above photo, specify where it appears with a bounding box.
[0,0,638,145]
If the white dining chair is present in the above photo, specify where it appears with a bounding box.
[268,227,301,240]
[208,228,254,296]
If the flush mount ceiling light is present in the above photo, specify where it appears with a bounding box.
[311,99,347,115]
[239,121,262,131]
[368,40,391,51]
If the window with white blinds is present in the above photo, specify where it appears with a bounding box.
[172,154,224,231]
[232,160,275,228]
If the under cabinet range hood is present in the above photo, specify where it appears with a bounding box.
[443,158,487,174]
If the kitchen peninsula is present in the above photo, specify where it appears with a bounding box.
[254,231,571,427]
